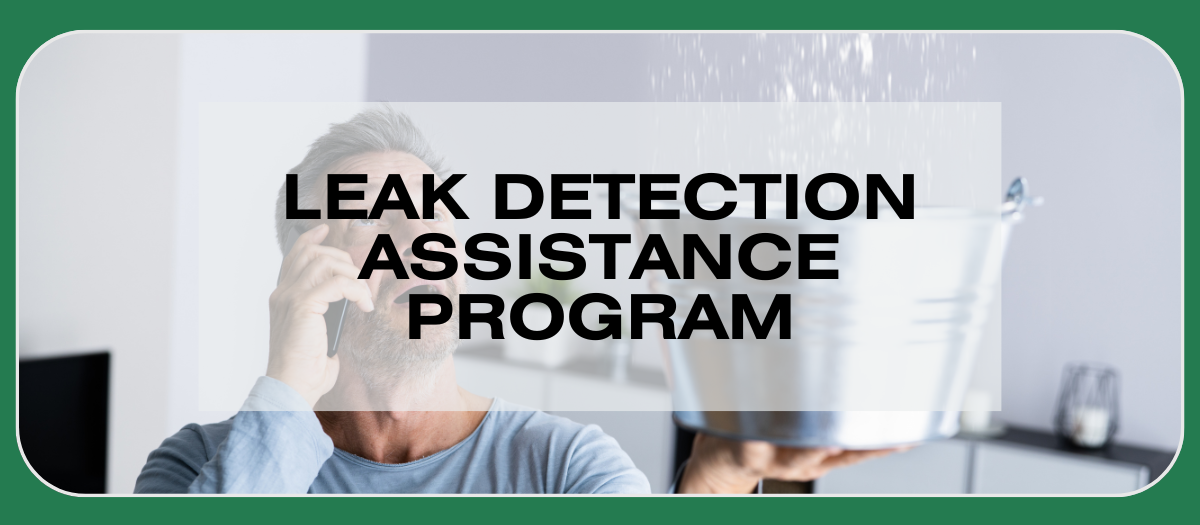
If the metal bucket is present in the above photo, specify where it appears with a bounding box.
[629,179,1038,448]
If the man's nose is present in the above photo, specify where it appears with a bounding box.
[390,220,446,270]
[392,225,430,259]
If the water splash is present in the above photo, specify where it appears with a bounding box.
[647,33,983,207]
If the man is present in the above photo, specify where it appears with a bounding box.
[134,108,894,494]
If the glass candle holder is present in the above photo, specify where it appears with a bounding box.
[1054,363,1119,448]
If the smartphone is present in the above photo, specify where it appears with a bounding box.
[279,226,349,358]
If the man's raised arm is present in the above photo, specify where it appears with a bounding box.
[137,224,369,493]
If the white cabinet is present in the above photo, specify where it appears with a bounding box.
[546,374,672,412]
[972,442,1148,494]
[455,356,549,409]
[815,437,1153,495]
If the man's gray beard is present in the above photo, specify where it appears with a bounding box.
[338,297,460,393]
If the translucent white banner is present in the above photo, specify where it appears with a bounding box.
[197,101,1001,412]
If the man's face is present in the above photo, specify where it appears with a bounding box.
[320,151,465,381]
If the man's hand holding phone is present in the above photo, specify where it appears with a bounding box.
[267,224,375,408]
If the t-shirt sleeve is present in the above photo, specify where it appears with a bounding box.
[133,376,334,494]
[561,424,652,494]
[133,423,216,494]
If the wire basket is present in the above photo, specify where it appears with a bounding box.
[1054,363,1120,448]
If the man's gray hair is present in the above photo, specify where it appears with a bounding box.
[274,107,445,253]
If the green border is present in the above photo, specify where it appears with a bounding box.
[4,0,1190,522]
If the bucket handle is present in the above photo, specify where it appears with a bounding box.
[1002,178,1044,223]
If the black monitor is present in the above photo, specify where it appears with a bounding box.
[19,351,110,494]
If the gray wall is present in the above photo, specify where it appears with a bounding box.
[18,32,369,494]
[19,33,181,493]
[367,33,1182,452]
[971,34,1181,452]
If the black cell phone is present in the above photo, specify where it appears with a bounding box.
[280,226,349,358]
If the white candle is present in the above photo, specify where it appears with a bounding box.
[1071,406,1110,447]
[959,390,992,434]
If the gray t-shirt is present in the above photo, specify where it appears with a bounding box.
[134,377,651,494]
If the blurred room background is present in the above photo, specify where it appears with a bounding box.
[18,32,1181,494]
